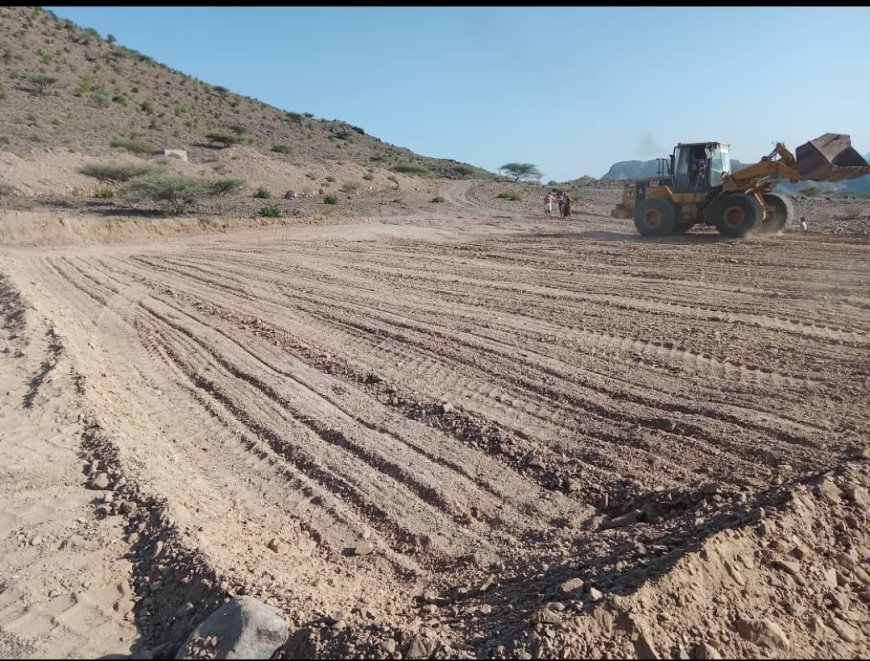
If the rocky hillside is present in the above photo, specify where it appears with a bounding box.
[0,6,488,179]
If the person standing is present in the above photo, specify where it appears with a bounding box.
[543,191,554,217]
[561,191,572,219]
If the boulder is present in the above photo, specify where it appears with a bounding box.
[175,596,288,659]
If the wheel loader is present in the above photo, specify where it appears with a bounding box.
[610,133,870,238]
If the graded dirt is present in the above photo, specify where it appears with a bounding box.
[0,180,868,659]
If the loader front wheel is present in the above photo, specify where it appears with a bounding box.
[760,192,794,235]
[634,197,678,237]
[713,194,763,238]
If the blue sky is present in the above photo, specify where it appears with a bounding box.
[46,6,870,181]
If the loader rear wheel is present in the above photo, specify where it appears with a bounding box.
[760,192,794,235]
[634,198,678,237]
[712,194,763,238]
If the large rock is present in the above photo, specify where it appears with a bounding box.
[736,618,790,650]
[176,596,289,659]
[87,472,111,490]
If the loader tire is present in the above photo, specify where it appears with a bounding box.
[634,197,678,237]
[712,193,763,238]
[760,192,794,235]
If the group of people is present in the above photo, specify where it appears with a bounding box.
[543,190,572,219]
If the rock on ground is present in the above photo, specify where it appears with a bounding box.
[736,618,790,650]
[175,596,289,660]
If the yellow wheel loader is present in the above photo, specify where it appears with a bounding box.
[611,133,870,238]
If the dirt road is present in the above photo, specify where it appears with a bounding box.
[1,186,868,657]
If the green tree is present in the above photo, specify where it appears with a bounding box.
[498,162,542,182]
[121,173,233,214]
[27,74,57,95]
[205,131,243,148]
[78,163,157,183]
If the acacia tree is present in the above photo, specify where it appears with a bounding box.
[28,74,57,95]
[205,131,244,148]
[499,162,543,182]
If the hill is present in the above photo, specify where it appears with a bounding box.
[0,6,487,179]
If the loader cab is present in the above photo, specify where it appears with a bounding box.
[671,142,731,192]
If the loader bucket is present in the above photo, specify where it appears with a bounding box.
[795,133,870,182]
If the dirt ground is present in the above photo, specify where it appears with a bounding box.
[1,180,868,659]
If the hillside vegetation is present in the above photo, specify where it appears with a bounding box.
[0,6,487,179]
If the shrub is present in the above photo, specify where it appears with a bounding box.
[323,195,338,205]
[79,163,157,183]
[303,112,314,118]
[94,188,114,199]
[431,195,445,203]
[91,92,110,108]
[271,144,291,154]
[391,163,428,176]
[451,164,474,177]
[325,176,335,183]
[109,138,154,154]
[497,190,522,201]
[284,111,303,124]
[340,182,358,194]
[253,186,271,199]
[0,135,8,145]
[138,98,155,114]
[106,33,116,43]
[27,74,57,95]
[259,203,281,217]
[205,131,242,148]
[208,178,243,196]
[120,173,219,214]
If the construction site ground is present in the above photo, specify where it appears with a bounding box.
[1,180,868,659]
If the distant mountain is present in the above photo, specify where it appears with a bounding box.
[600,159,751,180]
[774,151,870,196]
[602,153,870,196]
